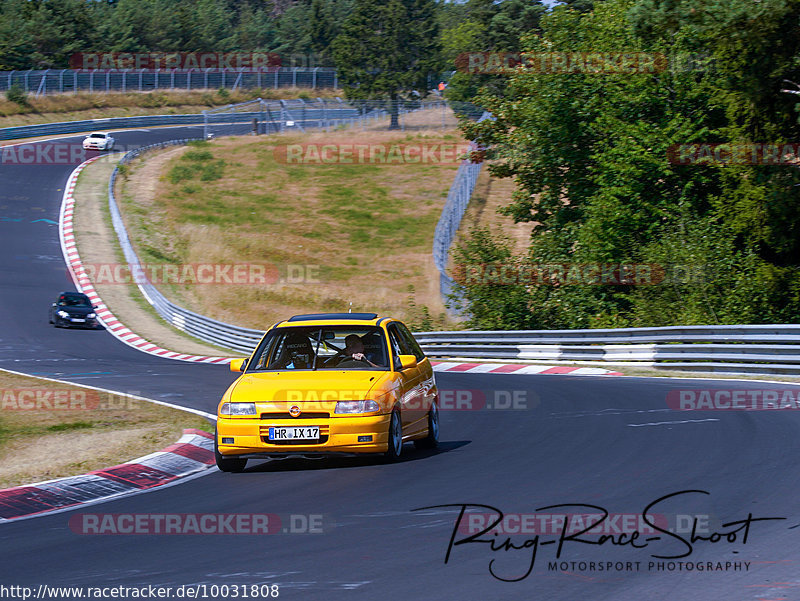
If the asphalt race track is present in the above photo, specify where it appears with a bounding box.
[1,128,800,600]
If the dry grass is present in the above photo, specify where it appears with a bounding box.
[0,369,212,489]
[0,88,343,128]
[456,165,534,257]
[117,107,466,330]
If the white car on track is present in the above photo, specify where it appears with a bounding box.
[82,132,115,150]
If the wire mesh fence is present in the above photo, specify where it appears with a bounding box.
[0,69,457,96]
[202,97,457,139]
[0,68,339,95]
[432,110,493,315]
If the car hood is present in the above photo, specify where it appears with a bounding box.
[57,306,93,315]
[228,370,396,403]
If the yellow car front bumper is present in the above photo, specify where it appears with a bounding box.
[216,414,391,457]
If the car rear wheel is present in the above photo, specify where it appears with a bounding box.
[214,427,247,473]
[383,410,403,462]
[414,400,439,450]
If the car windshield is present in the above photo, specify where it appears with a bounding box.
[89,134,106,138]
[58,295,91,307]
[248,326,389,371]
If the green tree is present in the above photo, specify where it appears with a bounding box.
[454,0,800,328]
[331,0,440,128]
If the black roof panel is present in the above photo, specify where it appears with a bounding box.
[287,313,378,322]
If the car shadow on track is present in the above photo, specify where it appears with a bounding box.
[238,440,471,473]
[52,324,106,331]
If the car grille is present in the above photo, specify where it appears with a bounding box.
[262,435,330,445]
[260,412,330,419]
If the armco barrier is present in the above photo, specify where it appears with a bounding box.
[93,116,800,375]
[0,113,207,141]
[0,98,444,141]
[414,326,800,374]
[108,140,264,354]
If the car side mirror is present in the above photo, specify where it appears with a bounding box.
[398,354,417,370]
[229,358,248,373]
[51,303,56,307]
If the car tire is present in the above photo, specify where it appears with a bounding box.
[414,400,439,450]
[383,410,403,462]
[214,427,247,473]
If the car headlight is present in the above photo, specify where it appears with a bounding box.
[219,402,256,416]
[334,400,380,414]
[87,313,96,318]
[57,310,69,318]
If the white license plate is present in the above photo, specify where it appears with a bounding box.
[71,318,85,322]
[268,426,320,441]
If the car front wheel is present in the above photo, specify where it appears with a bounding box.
[214,427,247,473]
[383,410,403,462]
[414,400,439,450]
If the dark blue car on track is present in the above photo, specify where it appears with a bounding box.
[48,291,98,329]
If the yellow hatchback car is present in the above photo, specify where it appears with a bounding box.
[215,313,439,472]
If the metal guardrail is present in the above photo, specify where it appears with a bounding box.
[0,113,206,141]
[98,112,800,375]
[103,99,448,353]
[0,98,447,141]
[108,139,265,354]
[415,326,800,374]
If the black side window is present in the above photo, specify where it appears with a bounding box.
[394,322,425,361]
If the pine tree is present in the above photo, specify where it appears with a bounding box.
[331,0,440,129]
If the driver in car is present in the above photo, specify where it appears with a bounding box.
[343,334,381,367]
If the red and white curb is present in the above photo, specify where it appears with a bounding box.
[431,361,622,376]
[0,429,214,522]
[58,158,231,364]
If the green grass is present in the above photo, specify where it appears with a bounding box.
[46,421,95,432]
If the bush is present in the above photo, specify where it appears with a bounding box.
[167,164,195,184]
[140,92,168,108]
[183,149,213,162]
[199,160,225,181]
[5,84,28,106]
